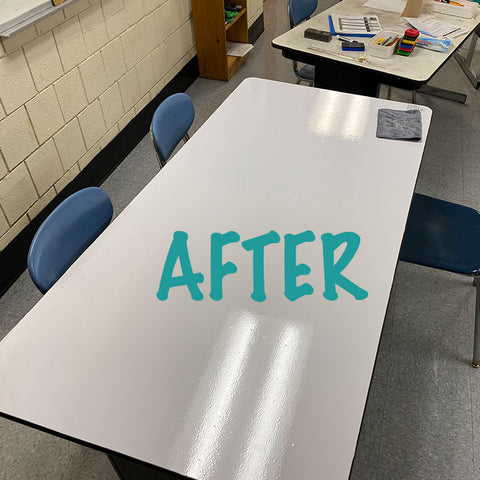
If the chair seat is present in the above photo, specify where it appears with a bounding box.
[399,193,480,275]
[298,64,315,81]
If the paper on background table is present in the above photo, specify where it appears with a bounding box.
[332,14,382,34]
[363,0,407,14]
[226,42,253,57]
[404,15,468,37]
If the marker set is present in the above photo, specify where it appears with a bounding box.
[367,30,401,58]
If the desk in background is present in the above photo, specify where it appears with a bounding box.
[272,0,480,98]
[0,79,431,479]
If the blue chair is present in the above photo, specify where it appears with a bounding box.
[150,93,195,168]
[28,187,113,294]
[399,193,480,367]
[288,0,318,86]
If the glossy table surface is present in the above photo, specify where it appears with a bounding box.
[0,79,432,480]
[272,0,480,83]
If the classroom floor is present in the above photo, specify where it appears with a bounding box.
[2,0,480,478]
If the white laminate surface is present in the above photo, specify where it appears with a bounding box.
[273,0,480,82]
[0,79,432,480]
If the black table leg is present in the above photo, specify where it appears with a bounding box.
[314,61,380,97]
[108,454,184,480]
[415,85,467,104]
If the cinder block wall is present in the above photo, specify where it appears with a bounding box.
[248,0,263,26]
[0,0,263,252]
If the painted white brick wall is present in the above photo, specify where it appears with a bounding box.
[0,0,263,252]
[53,119,87,170]
[25,140,64,196]
[248,0,264,25]
[0,108,38,169]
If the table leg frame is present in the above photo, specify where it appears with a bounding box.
[473,276,480,368]
[454,31,480,90]
[314,61,380,97]
[415,85,467,104]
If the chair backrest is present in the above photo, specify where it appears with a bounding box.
[288,0,318,28]
[150,93,195,165]
[27,187,113,294]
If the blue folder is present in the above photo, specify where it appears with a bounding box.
[328,15,376,38]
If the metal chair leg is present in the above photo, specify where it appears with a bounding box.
[473,276,480,367]
[150,130,166,169]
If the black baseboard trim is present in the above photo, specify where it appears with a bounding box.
[249,12,265,44]
[0,17,265,298]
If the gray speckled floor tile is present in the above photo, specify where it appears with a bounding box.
[372,297,396,383]
[350,461,386,480]
[0,270,41,341]
[101,135,160,217]
[366,290,397,391]
[353,287,399,468]
[386,263,474,393]
[0,418,118,480]
[414,124,465,204]
[378,383,474,480]
[353,375,385,468]
[350,461,431,480]
[462,128,480,211]
[469,370,480,478]
[68,449,118,480]
[396,268,473,346]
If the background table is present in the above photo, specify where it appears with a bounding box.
[272,0,480,97]
[0,78,431,480]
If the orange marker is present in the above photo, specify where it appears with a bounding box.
[387,37,400,46]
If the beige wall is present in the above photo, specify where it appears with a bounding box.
[0,0,263,252]
[248,0,264,25]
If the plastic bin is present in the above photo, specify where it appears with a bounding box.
[367,31,402,58]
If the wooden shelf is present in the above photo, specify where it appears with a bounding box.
[226,54,248,79]
[225,8,247,32]
[192,0,248,81]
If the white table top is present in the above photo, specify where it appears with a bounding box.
[0,79,432,480]
[272,0,480,83]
